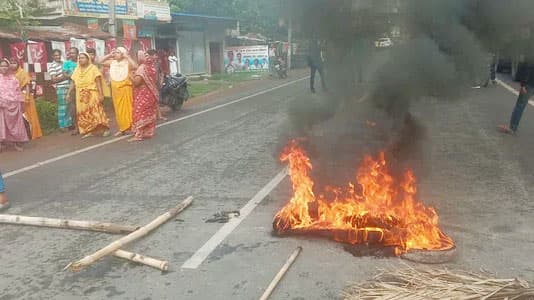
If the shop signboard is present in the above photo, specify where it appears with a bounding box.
[64,0,138,19]
[137,0,171,22]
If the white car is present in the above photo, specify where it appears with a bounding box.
[375,38,393,48]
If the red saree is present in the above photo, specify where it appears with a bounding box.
[133,53,159,139]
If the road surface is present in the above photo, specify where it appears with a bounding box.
[1,69,534,300]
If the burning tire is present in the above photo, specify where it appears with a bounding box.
[272,140,456,262]
[401,246,457,264]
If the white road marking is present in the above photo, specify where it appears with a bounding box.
[496,78,534,107]
[181,168,288,269]
[3,77,309,179]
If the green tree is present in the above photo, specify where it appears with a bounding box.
[169,0,284,40]
[0,0,46,38]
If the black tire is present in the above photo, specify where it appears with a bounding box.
[171,98,184,111]
[183,88,190,101]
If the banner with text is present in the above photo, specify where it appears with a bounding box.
[224,45,269,73]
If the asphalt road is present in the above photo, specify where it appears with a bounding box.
[1,68,534,300]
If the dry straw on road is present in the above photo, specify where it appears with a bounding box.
[343,265,534,300]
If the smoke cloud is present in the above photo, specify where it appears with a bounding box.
[281,0,534,186]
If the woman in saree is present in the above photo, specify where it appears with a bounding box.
[10,58,43,139]
[0,58,29,152]
[98,47,137,136]
[129,50,159,142]
[67,53,110,139]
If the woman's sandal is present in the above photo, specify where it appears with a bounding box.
[497,124,514,134]
[81,133,94,139]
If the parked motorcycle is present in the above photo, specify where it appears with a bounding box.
[160,73,190,111]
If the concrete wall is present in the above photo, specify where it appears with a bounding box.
[176,25,226,75]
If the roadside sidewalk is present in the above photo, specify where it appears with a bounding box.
[0,69,309,173]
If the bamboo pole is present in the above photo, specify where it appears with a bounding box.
[0,214,138,234]
[259,246,302,300]
[65,196,193,272]
[113,249,169,271]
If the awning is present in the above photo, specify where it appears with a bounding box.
[24,23,112,41]
[170,12,237,31]
[0,23,112,41]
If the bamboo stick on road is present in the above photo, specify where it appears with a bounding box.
[0,214,138,234]
[113,249,169,271]
[259,246,303,300]
[65,196,193,272]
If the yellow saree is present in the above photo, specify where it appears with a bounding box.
[71,63,109,135]
[110,60,133,132]
[15,68,42,139]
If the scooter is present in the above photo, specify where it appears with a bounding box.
[160,73,190,111]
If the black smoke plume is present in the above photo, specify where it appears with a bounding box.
[281,0,534,185]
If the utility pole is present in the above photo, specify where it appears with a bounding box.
[109,0,116,37]
[287,1,293,70]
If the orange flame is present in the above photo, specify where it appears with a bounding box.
[273,140,454,254]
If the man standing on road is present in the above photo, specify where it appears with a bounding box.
[49,49,72,131]
[498,61,534,134]
[308,40,327,93]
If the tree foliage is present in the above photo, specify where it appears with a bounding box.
[0,0,43,31]
[169,0,285,40]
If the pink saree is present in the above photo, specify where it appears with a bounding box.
[0,73,29,143]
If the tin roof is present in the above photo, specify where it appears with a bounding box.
[171,12,237,21]
[24,23,112,40]
[0,22,111,41]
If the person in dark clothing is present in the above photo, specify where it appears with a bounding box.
[308,40,327,93]
[498,62,534,134]
[483,53,497,87]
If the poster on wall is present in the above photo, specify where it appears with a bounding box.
[85,39,96,50]
[122,39,133,52]
[94,39,106,58]
[123,20,137,39]
[138,38,152,51]
[224,45,269,73]
[9,42,26,66]
[87,19,99,30]
[70,38,86,53]
[51,41,67,60]
[27,41,48,72]
[105,39,117,54]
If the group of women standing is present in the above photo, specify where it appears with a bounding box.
[0,57,43,152]
[0,47,161,151]
[68,48,160,142]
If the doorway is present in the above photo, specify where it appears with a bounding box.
[209,42,222,74]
